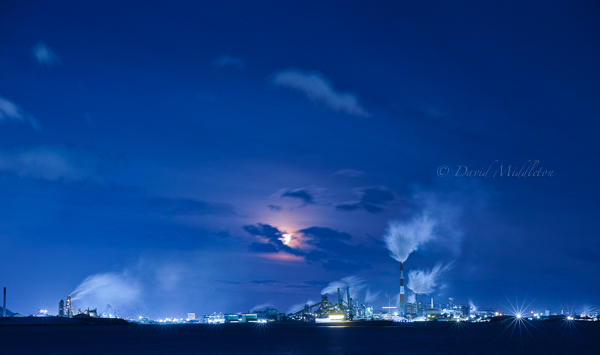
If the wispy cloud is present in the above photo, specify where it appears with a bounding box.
[213,55,244,69]
[272,186,329,207]
[336,186,395,213]
[249,301,275,312]
[0,145,108,184]
[281,188,314,205]
[0,96,41,131]
[32,42,61,66]
[272,69,370,117]
[70,272,141,308]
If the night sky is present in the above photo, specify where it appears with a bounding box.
[1,0,599,318]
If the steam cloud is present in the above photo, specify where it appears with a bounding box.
[321,276,367,300]
[70,273,142,309]
[469,299,478,312]
[364,288,381,304]
[383,215,436,263]
[286,299,316,314]
[249,301,275,312]
[406,262,452,295]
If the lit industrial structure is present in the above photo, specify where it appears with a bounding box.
[65,296,72,317]
[58,300,64,317]
[286,287,375,323]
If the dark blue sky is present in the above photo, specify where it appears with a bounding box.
[1,0,599,317]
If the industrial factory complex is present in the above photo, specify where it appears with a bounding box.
[1,280,599,326]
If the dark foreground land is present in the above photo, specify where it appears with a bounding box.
[0,321,598,355]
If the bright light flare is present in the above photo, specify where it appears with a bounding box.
[282,234,292,245]
[516,313,522,319]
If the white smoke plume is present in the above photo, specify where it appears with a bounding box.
[286,299,316,314]
[70,273,142,309]
[383,215,436,263]
[249,301,275,312]
[407,262,453,295]
[321,276,367,300]
[364,288,381,304]
[469,300,478,312]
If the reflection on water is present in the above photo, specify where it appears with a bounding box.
[0,322,597,355]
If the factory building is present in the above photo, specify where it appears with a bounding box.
[224,314,240,323]
[65,296,72,317]
[58,300,65,317]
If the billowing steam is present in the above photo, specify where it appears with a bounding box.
[469,300,477,312]
[407,262,452,295]
[364,288,381,304]
[70,273,141,308]
[249,301,275,312]
[286,299,316,314]
[383,215,435,263]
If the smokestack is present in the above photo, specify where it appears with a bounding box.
[399,262,405,313]
[2,287,6,317]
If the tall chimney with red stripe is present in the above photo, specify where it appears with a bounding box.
[400,262,405,314]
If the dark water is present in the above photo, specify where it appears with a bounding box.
[0,321,598,354]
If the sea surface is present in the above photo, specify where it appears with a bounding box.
[0,321,597,354]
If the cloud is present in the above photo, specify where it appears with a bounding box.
[244,223,304,256]
[0,96,41,131]
[336,186,395,213]
[213,55,244,69]
[272,69,369,117]
[0,145,109,184]
[267,204,282,211]
[145,197,235,216]
[333,169,365,177]
[214,279,243,285]
[281,188,314,205]
[249,280,281,285]
[246,224,378,271]
[299,227,352,241]
[304,250,330,262]
[32,42,61,66]
[299,226,386,265]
